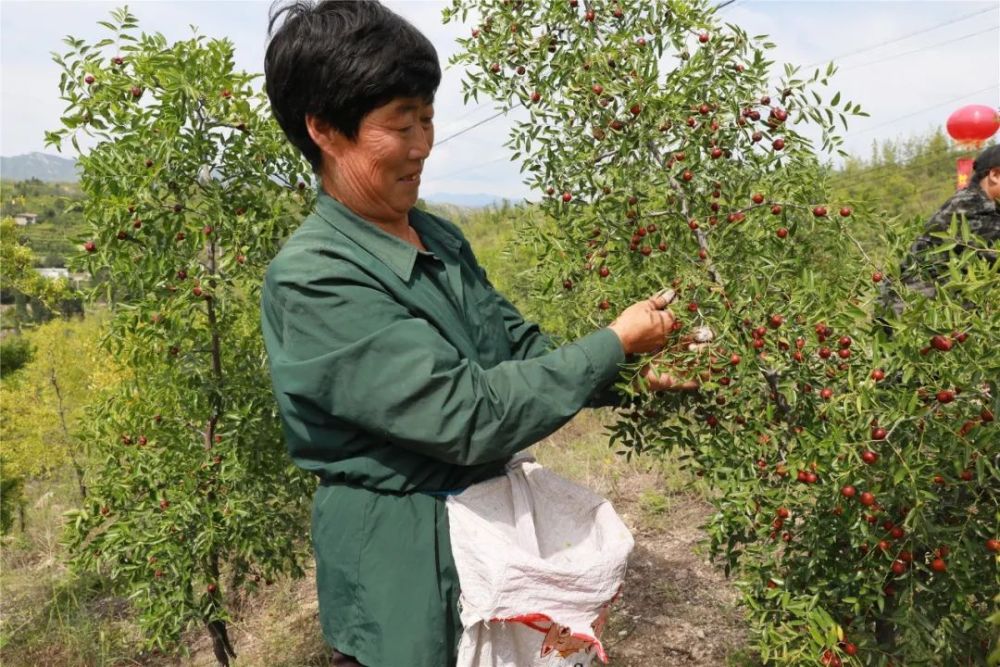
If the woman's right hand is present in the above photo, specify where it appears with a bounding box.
[607,293,675,355]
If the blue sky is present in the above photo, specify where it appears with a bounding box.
[2,0,997,200]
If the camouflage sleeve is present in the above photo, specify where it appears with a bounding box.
[900,187,999,282]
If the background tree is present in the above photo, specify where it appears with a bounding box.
[445,0,998,664]
[46,8,315,662]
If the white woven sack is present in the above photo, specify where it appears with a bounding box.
[447,458,634,667]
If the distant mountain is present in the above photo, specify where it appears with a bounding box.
[423,192,519,208]
[1,152,78,183]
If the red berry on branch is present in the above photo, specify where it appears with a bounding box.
[936,390,955,404]
[872,272,883,282]
[751,193,764,204]
[813,206,828,218]
[772,138,785,151]
[930,335,952,352]
[930,558,947,573]
[871,368,885,381]
[840,485,856,498]
[861,450,878,465]
[871,427,887,440]
[860,492,875,506]
[562,191,572,203]
[840,207,852,217]
[698,31,709,43]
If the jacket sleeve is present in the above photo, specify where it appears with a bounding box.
[480,267,631,408]
[263,262,627,467]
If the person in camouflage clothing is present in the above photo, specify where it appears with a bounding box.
[881,144,1000,316]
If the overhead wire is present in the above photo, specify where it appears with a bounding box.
[849,84,999,137]
[801,5,997,69]
[435,103,524,146]
[429,7,997,184]
[838,26,998,72]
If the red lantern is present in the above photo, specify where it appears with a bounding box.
[946,104,999,148]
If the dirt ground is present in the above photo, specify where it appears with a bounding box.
[181,483,749,667]
[603,487,749,666]
[182,413,750,667]
[1,413,749,666]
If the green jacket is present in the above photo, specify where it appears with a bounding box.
[261,192,628,667]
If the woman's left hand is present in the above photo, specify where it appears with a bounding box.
[636,356,700,392]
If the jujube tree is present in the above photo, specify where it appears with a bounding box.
[47,8,315,660]
[444,0,999,664]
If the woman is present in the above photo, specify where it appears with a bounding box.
[261,2,690,665]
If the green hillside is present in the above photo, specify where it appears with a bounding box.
[0,179,85,267]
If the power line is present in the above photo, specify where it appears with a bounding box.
[802,6,997,69]
[849,84,998,137]
[435,103,524,146]
[430,155,511,181]
[436,101,493,134]
[839,26,998,72]
[429,86,998,187]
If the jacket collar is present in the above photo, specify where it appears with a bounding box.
[313,190,461,282]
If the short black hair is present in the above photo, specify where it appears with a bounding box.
[972,144,1000,182]
[265,1,441,172]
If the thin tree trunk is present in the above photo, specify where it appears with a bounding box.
[49,368,86,498]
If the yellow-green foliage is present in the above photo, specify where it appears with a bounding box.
[0,315,119,480]
[1,217,73,308]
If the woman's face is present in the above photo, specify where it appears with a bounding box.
[321,97,435,224]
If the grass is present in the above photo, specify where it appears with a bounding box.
[0,469,138,665]
[0,409,710,666]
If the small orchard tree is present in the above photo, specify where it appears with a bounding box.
[0,316,118,503]
[46,8,314,661]
[444,0,998,664]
